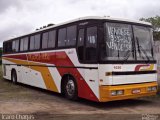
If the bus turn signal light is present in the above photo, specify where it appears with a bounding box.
[105,72,112,76]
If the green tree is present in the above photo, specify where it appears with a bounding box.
[140,16,160,41]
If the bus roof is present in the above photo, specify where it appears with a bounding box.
[4,16,152,42]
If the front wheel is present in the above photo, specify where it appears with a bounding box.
[64,77,78,100]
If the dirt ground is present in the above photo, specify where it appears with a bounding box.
[0,70,160,120]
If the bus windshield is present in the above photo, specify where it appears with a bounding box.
[101,22,154,61]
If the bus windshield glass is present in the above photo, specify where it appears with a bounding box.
[101,22,154,61]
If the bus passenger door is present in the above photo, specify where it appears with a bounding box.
[85,26,99,99]
[77,26,99,100]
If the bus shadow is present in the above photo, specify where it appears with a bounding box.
[77,98,153,110]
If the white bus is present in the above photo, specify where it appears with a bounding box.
[2,16,158,102]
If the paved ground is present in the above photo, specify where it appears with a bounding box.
[0,70,160,120]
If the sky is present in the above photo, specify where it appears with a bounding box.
[0,0,160,47]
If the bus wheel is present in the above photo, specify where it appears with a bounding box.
[64,76,78,100]
[11,70,17,84]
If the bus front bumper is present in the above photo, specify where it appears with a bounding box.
[99,82,158,102]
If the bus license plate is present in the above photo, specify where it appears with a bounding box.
[132,89,141,94]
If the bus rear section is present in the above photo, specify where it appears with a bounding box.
[98,64,157,102]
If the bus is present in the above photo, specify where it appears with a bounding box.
[2,16,158,102]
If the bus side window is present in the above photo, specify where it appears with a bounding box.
[30,36,35,50]
[66,25,77,46]
[48,30,56,48]
[23,37,29,51]
[35,34,40,50]
[30,34,40,50]
[58,28,66,47]
[42,32,49,49]
[77,29,85,61]
[86,26,97,62]
[12,41,16,52]
[14,39,19,52]
[5,41,12,53]
[20,37,29,51]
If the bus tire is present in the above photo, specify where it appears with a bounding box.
[11,70,17,84]
[63,76,78,100]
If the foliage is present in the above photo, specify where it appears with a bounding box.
[140,16,160,41]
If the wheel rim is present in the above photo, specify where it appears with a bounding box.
[66,80,75,96]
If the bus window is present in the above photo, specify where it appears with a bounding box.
[23,37,29,51]
[42,32,49,49]
[48,30,56,48]
[4,41,12,53]
[77,29,85,61]
[20,37,29,51]
[35,34,40,50]
[58,28,66,47]
[12,41,16,52]
[86,26,97,62]
[30,34,40,50]
[12,40,19,52]
[20,38,24,51]
[30,36,35,50]
[66,25,77,46]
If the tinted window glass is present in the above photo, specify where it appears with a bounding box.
[66,26,77,46]
[42,32,49,49]
[30,34,40,50]
[58,28,66,47]
[12,40,19,52]
[12,41,16,52]
[20,38,24,51]
[35,34,40,50]
[48,30,56,48]
[30,36,34,50]
[23,37,29,51]
[77,29,84,61]
[15,40,19,52]
[5,41,12,53]
[86,27,97,61]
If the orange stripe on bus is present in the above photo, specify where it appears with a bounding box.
[3,57,58,92]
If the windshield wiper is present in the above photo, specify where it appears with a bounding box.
[139,46,151,62]
[123,50,131,61]
[136,37,150,62]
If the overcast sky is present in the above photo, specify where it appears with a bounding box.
[0,0,160,47]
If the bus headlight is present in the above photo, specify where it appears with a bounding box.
[111,90,124,96]
[147,87,152,91]
[111,91,117,96]
[147,86,157,92]
[151,86,157,91]
[117,90,124,95]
